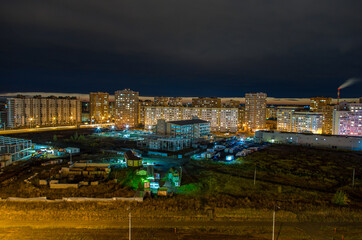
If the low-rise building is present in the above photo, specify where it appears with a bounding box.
[0,136,32,168]
[156,119,211,139]
[255,130,362,151]
[138,138,191,152]
[125,150,143,167]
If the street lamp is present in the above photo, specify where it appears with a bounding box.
[30,118,33,128]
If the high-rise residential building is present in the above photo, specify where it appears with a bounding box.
[144,106,238,132]
[115,89,139,128]
[222,99,240,108]
[7,95,81,128]
[276,107,300,132]
[192,97,221,108]
[139,100,153,126]
[238,106,245,130]
[169,97,183,107]
[109,101,115,121]
[89,92,109,123]
[154,97,169,106]
[310,97,332,112]
[81,101,90,123]
[320,105,335,135]
[0,102,7,129]
[333,102,362,136]
[245,92,267,131]
[291,112,323,134]
[266,106,277,119]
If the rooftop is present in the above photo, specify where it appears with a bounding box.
[124,150,142,160]
[257,130,362,139]
[168,119,209,126]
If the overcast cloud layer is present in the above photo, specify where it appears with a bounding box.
[1,0,362,97]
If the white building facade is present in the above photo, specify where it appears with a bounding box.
[333,103,362,136]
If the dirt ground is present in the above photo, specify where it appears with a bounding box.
[0,220,361,240]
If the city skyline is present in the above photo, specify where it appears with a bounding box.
[0,91,361,105]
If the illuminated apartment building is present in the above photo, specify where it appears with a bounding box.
[192,97,221,108]
[154,97,169,106]
[276,107,300,132]
[115,89,139,128]
[238,106,245,130]
[310,97,332,112]
[145,106,238,132]
[291,112,323,134]
[139,100,153,125]
[89,92,109,123]
[320,105,335,134]
[333,103,362,136]
[266,106,277,119]
[169,97,183,107]
[245,92,267,130]
[144,106,181,128]
[109,101,115,121]
[7,95,81,128]
[222,99,240,108]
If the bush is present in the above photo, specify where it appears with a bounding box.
[332,191,350,206]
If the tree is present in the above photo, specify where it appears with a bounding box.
[53,135,58,142]
[332,191,350,206]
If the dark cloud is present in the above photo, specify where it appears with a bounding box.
[0,0,362,97]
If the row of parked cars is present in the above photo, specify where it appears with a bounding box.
[195,137,269,162]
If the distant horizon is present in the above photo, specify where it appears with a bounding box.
[1,91,360,105]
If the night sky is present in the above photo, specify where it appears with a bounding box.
[1,1,362,97]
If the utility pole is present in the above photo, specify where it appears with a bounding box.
[352,168,355,187]
[272,205,280,240]
[254,167,257,186]
[272,207,275,240]
[129,211,132,240]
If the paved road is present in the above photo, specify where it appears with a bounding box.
[0,124,114,135]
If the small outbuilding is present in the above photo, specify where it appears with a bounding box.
[124,150,143,167]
